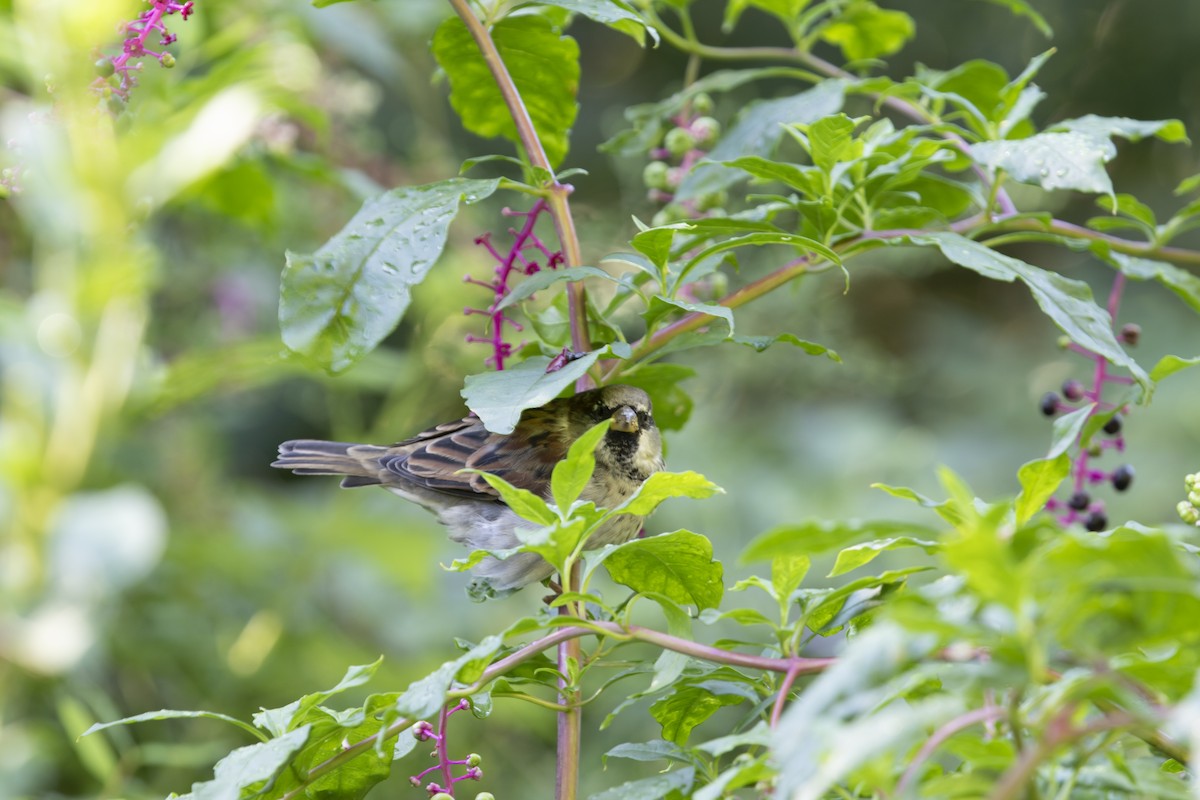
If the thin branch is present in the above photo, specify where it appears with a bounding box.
[896,705,1008,795]
[769,661,805,728]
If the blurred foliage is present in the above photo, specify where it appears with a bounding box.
[0,0,1198,799]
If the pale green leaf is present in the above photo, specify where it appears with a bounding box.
[970,132,1116,195]
[280,178,499,373]
[497,266,624,310]
[1150,355,1200,383]
[819,2,915,62]
[828,536,939,577]
[551,420,610,510]
[614,471,724,517]
[588,766,695,800]
[190,727,311,800]
[531,0,658,45]
[741,519,938,563]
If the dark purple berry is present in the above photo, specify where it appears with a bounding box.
[1061,379,1085,401]
[1119,323,1141,345]
[1068,491,1090,511]
[1039,392,1060,416]
[1084,510,1108,531]
[1103,414,1123,435]
[1111,464,1135,492]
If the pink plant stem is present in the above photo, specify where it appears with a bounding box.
[1070,273,1126,501]
[435,701,455,794]
[896,706,1008,795]
[769,661,804,728]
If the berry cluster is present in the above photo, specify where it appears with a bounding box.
[642,93,726,225]
[408,699,490,798]
[92,0,197,112]
[466,200,563,370]
[1177,473,1200,527]
[1040,323,1140,531]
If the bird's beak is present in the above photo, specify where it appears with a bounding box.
[612,406,639,433]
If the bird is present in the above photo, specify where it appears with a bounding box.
[271,384,664,596]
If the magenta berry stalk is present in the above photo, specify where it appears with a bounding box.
[96,1,196,101]
[466,199,563,370]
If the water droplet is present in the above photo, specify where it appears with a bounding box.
[1055,168,1067,177]
[1039,168,1050,178]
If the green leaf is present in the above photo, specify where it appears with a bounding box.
[723,0,809,31]
[604,530,724,610]
[253,658,384,736]
[1150,354,1200,382]
[393,635,504,719]
[650,685,745,745]
[905,233,1148,390]
[642,593,695,694]
[771,555,811,604]
[461,343,632,434]
[433,15,579,168]
[732,333,840,361]
[1109,253,1200,313]
[614,471,724,517]
[1014,453,1070,526]
[531,0,658,45]
[741,519,938,563]
[819,2,915,62]
[1050,114,1189,145]
[677,81,845,200]
[551,420,611,510]
[279,178,499,373]
[829,536,939,577]
[190,726,311,800]
[805,113,859,173]
[588,766,696,800]
[468,471,557,526]
[497,265,624,310]
[603,739,692,765]
[1047,403,1095,459]
[970,132,1116,196]
[83,709,265,742]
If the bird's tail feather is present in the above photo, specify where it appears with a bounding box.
[272,440,389,488]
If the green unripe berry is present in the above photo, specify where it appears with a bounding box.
[1186,473,1198,490]
[95,58,116,78]
[106,95,126,115]
[160,51,176,68]
[475,794,496,800]
[431,793,454,800]
[1178,501,1199,525]
[691,116,721,148]
[1189,490,1200,507]
[692,92,714,115]
[467,753,483,767]
[1056,335,1072,349]
[642,160,670,190]
[695,188,728,212]
[664,126,696,159]
[651,203,688,227]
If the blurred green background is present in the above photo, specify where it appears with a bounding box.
[1,0,1197,797]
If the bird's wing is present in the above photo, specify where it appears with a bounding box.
[378,412,567,500]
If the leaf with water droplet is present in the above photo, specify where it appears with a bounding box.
[280,177,500,373]
[970,132,1116,196]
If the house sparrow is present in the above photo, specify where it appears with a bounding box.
[272,385,664,594]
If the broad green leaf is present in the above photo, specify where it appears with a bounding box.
[630,223,685,271]
[604,530,724,610]
[432,16,579,168]
[1014,452,1070,526]
[819,2,915,62]
[1109,253,1200,313]
[468,471,557,526]
[190,726,311,800]
[732,333,840,361]
[461,343,632,434]
[551,420,610,510]
[650,685,745,745]
[695,721,771,756]
[1050,114,1189,145]
[253,658,384,736]
[1150,355,1200,383]
[530,0,658,45]
[642,593,695,694]
[603,739,691,765]
[614,471,724,517]
[970,132,1116,196]
[83,709,265,742]
[280,178,499,373]
[644,295,733,334]
[1097,193,1157,227]
[677,81,845,200]
[393,635,504,719]
[905,233,1148,390]
[741,519,938,563]
[804,567,928,633]
[588,765,696,800]
[829,536,939,577]
[772,555,811,603]
[497,265,623,310]
[974,0,1052,36]
[299,700,396,800]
